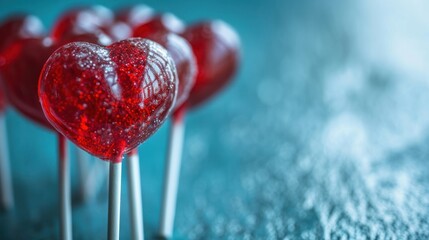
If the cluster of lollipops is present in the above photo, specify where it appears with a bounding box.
[0,4,239,240]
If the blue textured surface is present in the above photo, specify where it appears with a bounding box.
[1,0,429,239]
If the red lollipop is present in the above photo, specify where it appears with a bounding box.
[0,14,44,211]
[0,31,112,238]
[127,31,196,239]
[159,20,240,238]
[39,38,177,239]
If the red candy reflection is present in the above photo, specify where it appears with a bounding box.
[39,39,178,161]
[183,20,240,108]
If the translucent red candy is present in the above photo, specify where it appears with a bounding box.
[0,33,112,129]
[143,32,196,109]
[0,14,44,54]
[183,21,240,108]
[132,13,185,39]
[51,6,114,41]
[39,39,178,161]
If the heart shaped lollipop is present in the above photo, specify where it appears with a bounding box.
[159,20,241,239]
[183,20,240,108]
[126,32,196,239]
[39,38,178,161]
[0,14,44,211]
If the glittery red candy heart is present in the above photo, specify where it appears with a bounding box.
[141,32,196,109]
[0,33,112,129]
[133,13,185,39]
[39,38,178,161]
[183,21,240,108]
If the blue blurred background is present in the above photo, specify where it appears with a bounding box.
[1,0,429,239]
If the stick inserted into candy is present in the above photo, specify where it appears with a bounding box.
[39,38,178,240]
[51,6,116,205]
[129,13,191,239]
[133,31,197,239]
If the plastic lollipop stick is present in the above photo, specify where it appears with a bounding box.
[126,150,144,240]
[0,114,13,210]
[38,38,178,240]
[58,135,72,240]
[159,108,186,238]
[108,161,122,240]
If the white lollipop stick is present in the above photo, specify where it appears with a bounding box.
[108,161,122,240]
[126,150,144,240]
[58,135,72,240]
[0,113,13,210]
[159,111,185,238]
